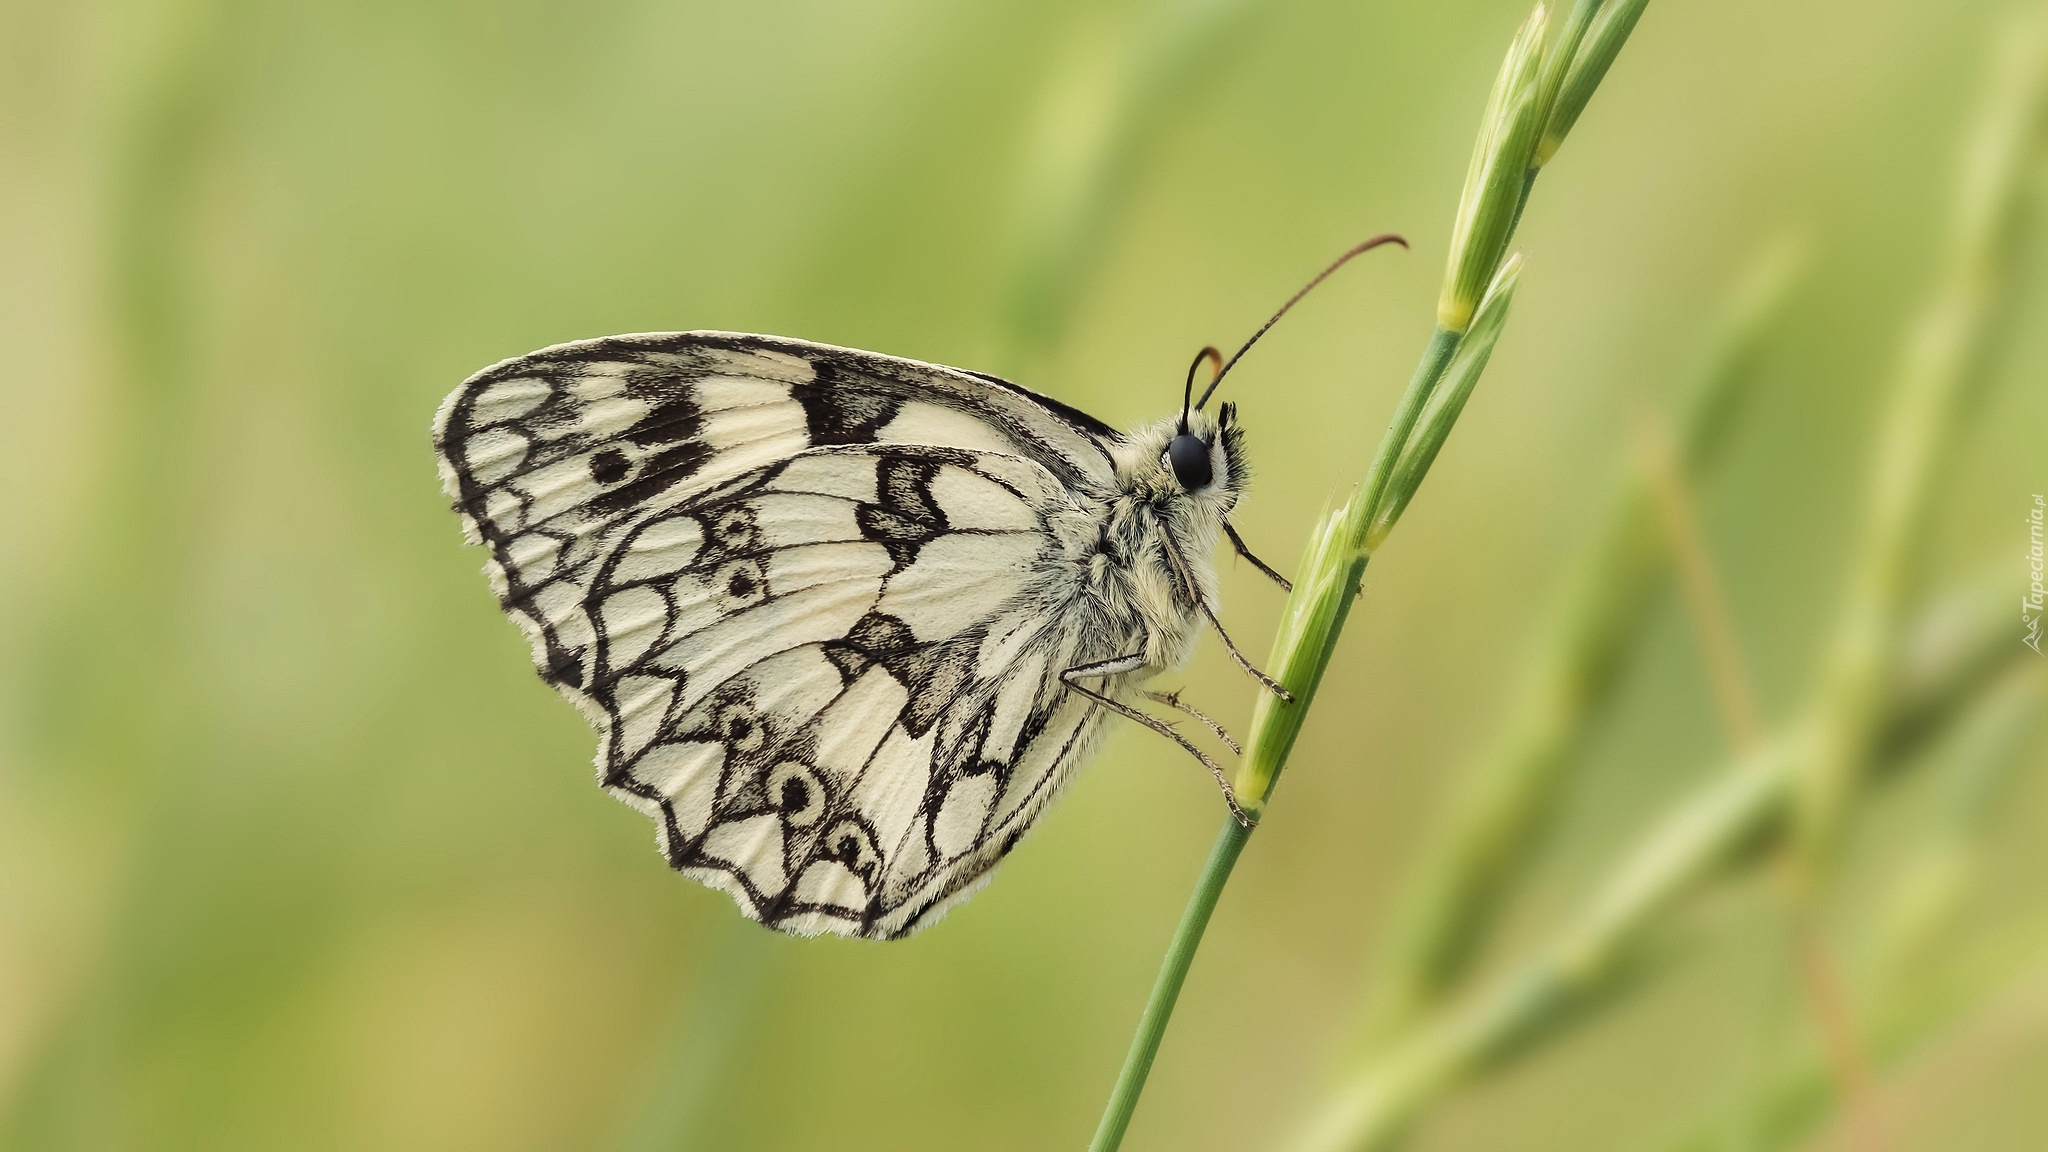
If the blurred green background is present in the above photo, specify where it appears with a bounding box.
[3,1,2045,1150]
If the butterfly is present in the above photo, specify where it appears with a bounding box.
[432,237,1401,939]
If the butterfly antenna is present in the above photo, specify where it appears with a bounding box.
[1182,346,1223,432]
[1194,232,1408,410]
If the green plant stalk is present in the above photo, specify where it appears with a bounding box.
[1360,242,1802,1042]
[1369,256,1524,547]
[1235,326,1462,814]
[1082,331,1444,1148]
[1534,0,1604,137]
[1285,606,2035,1152]
[1243,0,1662,812]
[1085,315,1464,1152]
[1090,1,1658,1142]
[1086,820,1253,1152]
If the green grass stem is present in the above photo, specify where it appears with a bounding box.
[1368,256,1523,549]
[1088,4,1656,1144]
[1234,325,1460,813]
[1087,820,1253,1152]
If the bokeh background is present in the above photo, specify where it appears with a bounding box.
[3,1,2046,1150]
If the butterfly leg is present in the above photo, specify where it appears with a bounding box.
[1192,596,1295,703]
[1159,531,1296,703]
[1143,690,1241,755]
[1061,655,1252,828]
[1224,519,1294,592]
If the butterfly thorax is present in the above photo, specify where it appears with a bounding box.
[1092,406,1246,675]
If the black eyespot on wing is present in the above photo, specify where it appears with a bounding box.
[707,506,761,555]
[767,761,827,827]
[1168,433,1213,490]
[717,700,769,757]
[714,558,768,612]
[827,822,880,877]
[589,448,631,484]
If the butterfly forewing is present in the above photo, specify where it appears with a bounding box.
[434,333,1133,937]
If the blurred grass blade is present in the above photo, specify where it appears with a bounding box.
[1792,11,2048,871]
[997,0,1270,371]
[1864,664,2046,1016]
[1654,941,2048,1152]
[1647,663,2045,1152]
[1357,241,1802,1044]
[609,924,778,1152]
[1797,950,2048,1152]
[1884,568,2045,755]
[1291,739,1795,1152]
[1285,598,2034,1152]
[1291,27,2048,1138]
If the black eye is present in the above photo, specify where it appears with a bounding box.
[1167,432,1213,490]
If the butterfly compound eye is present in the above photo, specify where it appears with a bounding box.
[1167,432,1213,490]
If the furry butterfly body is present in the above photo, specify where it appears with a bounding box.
[434,331,1268,939]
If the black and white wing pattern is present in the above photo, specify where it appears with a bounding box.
[433,332,1136,938]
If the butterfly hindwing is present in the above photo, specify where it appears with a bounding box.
[591,446,1117,936]
[434,334,1135,938]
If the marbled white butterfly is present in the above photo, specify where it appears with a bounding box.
[433,238,1400,939]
